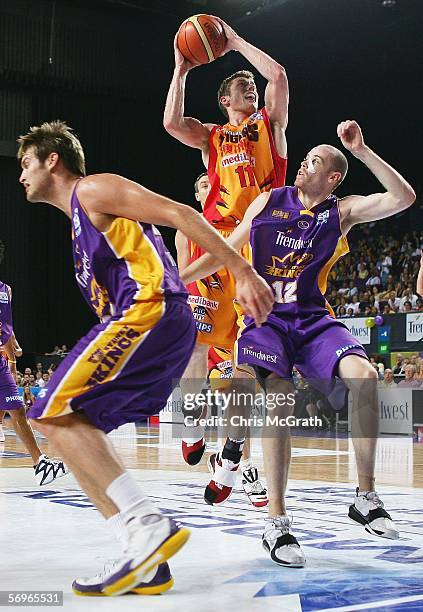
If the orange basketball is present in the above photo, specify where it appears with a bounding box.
[177,14,226,65]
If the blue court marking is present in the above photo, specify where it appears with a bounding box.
[0,450,31,458]
[366,601,423,612]
[2,482,423,609]
[228,568,423,610]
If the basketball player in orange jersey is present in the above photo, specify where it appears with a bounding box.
[176,172,268,507]
[165,16,288,479]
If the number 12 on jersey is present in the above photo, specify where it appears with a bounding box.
[272,280,297,304]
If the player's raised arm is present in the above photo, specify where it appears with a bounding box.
[163,34,214,151]
[79,176,274,325]
[216,17,288,157]
[175,230,190,272]
[417,254,423,297]
[180,192,270,284]
[338,120,416,233]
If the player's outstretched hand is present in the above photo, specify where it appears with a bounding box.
[173,32,199,74]
[235,269,274,327]
[337,120,365,155]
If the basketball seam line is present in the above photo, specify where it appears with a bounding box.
[183,25,201,65]
[190,15,214,62]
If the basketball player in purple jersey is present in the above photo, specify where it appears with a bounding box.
[0,332,22,441]
[0,281,67,484]
[182,120,416,566]
[17,120,273,596]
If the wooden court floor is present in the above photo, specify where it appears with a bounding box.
[1,422,422,488]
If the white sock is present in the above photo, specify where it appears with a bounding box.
[106,512,128,547]
[106,473,161,523]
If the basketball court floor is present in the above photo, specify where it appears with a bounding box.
[1,423,423,611]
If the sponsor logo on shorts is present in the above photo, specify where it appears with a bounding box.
[272,209,290,220]
[193,304,206,320]
[217,359,232,370]
[188,296,219,310]
[88,348,105,364]
[86,326,141,387]
[196,322,213,334]
[6,395,22,403]
[0,291,9,303]
[242,346,277,363]
[335,344,362,357]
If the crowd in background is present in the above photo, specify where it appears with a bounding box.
[45,344,69,356]
[293,351,423,431]
[16,363,56,409]
[326,228,423,318]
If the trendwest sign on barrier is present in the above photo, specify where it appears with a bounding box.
[339,317,371,345]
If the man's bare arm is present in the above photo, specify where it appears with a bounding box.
[175,230,190,271]
[163,35,214,150]
[338,121,416,234]
[217,18,288,157]
[78,176,274,325]
[181,192,270,284]
[417,254,423,297]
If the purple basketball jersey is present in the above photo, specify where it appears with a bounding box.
[250,187,349,316]
[70,182,188,320]
[0,281,13,345]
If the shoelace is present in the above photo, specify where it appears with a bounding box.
[249,480,266,494]
[265,515,291,535]
[364,491,384,508]
[89,559,117,581]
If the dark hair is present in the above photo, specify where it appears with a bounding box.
[194,172,208,194]
[217,70,254,118]
[17,120,86,176]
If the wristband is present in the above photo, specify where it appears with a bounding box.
[8,360,16,363]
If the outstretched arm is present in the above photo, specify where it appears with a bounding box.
[175,230,190,272]
[417,254,423,297]
[163,34,214,150]
[79,176,274,325]
[180,192,271,284]
[338,120,416,234]
[217,18,288,157]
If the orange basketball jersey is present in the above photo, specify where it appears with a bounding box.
[203,106,287,228]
